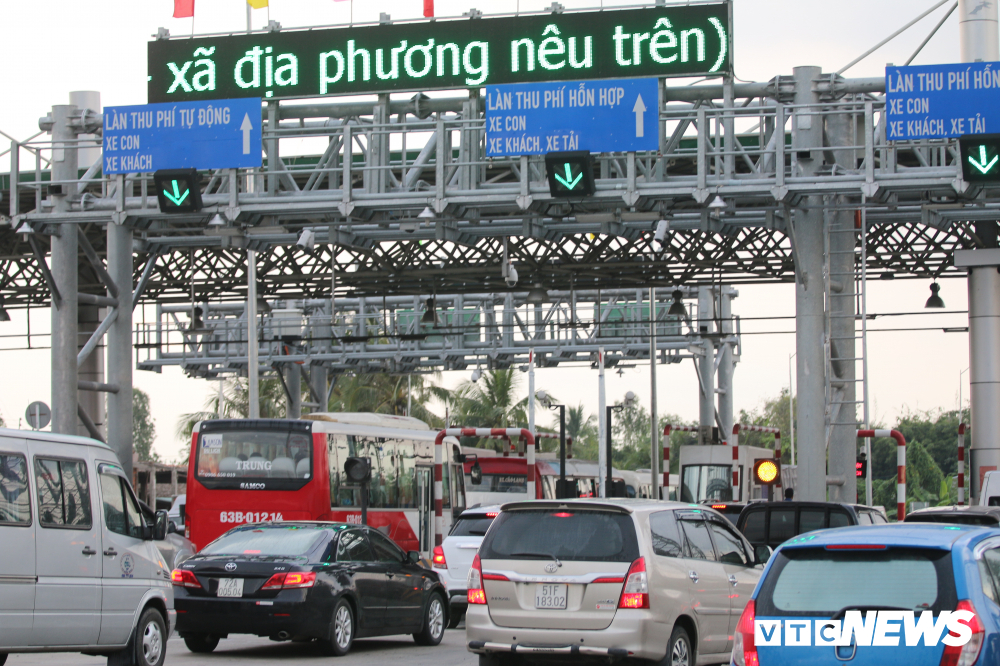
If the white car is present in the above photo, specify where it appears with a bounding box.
[431,505,501,628]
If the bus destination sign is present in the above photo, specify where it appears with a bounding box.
[148,4,731,103]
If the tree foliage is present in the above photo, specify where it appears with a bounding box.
[133,388,159,462]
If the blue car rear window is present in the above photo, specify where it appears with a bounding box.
[756,547,956,616]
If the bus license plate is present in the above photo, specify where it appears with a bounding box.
[535,584,567,609]
[217,578,244,598]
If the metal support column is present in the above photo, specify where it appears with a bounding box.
[697,287,716,444]
[107,222,134,475]
[793,66,828,502]
[285,363,302,419]
[49,104,79,436]
[247,250,260,419]
[597,346,607,498]
[77,304,106,440]
[717,287,736,446]
[649,287,660,497]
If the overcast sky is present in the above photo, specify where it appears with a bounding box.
[0,0,972,463]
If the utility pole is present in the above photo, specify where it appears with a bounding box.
[649,287,659,498]
[247,251,260,419]
[597,346,607,498]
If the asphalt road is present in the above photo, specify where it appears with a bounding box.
[5,627,475,666]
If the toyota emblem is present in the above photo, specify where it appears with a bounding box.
[544,562,558,574]
[225,562,237,572]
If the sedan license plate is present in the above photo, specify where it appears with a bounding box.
[217,578,245,598]
[535,583,567,609]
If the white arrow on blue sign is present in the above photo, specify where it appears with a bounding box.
[102,98,262,174]
[485,78,659,156]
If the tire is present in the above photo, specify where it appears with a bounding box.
[447,608,464,629]
[0,653,7,666]
[112,608,166,666]
[183,633,220,654]
[322,598,355,657]
[413,594,446,646]
[663,626,693,666]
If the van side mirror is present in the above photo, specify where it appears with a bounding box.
[152,510,169,541]
[754,545,773,565]
[470,462,483,485]
[179,503,186,523]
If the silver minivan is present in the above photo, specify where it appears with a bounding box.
[0,429,175,666]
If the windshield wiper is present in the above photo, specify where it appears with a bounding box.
[830,605,911,620]
[510,551,562,568]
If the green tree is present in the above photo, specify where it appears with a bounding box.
[327,373,449,427]
[133,388,159,462]
[450,369,529,450]
[175,376,287,446]
[736,388,795,463]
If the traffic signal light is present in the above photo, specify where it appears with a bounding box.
[752,458,781,486]
[856,453,867,478]
[545,151,596,197]
[153,168,203,213]
[959,134,1000,182]
[344,457,372,483]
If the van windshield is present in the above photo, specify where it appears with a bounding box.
[479,509,639,562]
[756,547,956,616]
[195,429,312,491]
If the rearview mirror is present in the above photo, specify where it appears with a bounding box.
[151,510,169,541]
[470,462,483,485]
[754,544,773,566]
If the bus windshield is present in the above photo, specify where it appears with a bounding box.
[196,428,312,491]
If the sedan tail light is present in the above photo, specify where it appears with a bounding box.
[261,571,317,590]
[467,554,486,605]
[940,599,984,666]
[432,546,447,568]
[618,557,649,609]
[171,569,202,588]
[733,599,758,666]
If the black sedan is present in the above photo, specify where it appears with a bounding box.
[172,522,447,655]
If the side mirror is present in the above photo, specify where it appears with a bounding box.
[178,503,186,524]
[754,545,773,566]
[470,462,483,485]
[167,521,179,535]
[407,550,421,565]
[455,453,467,463]
[152,510,169,541]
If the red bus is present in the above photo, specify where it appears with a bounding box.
[462,455,635,505]
[186,413,465,554]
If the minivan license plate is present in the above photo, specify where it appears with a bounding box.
[217,578,244,597]
[535,583,567,609]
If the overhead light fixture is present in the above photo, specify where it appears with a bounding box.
[668,289,686,316]
[297,227,316,251]
[708,195,727,218]
[0,295,10,322]
[653,219,669,245]
[418,206,436,219]
[421,297,437,324]
[526,284,548,303]
[15,221,31,235]
[188,306,204,331]
[623,390,637,407]
[208,213,225,227]
[925,282,945,309]
[471,367,482,382]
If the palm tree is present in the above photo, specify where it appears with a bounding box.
[327,373,450,427]
[451,369,530,451]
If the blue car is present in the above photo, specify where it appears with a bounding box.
[731,524,1000,666]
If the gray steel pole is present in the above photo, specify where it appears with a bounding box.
[697,287,715,444]
[559,404,567,498]
[649,287,659,497]
[77,304,106,440]
[597,346,607,498]
[792,66,828,502]
[528,347,535,436]
[107,221,134,476]
[286,363,302,419]
[960,0,1000,499]
[49,105,79,436]
[717,287,735,445]
[247,250,260,419]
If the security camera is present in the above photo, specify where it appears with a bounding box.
[400,221,420,233]
[653,219,669,245]
[471,368,482,382]
[505,265,519,288]
[296,228,316,251]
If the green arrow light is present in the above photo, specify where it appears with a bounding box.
[553,163,584,190]
[162,179,191,206]
[969,144,999,175]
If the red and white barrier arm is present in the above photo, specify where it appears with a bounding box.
[857,429,907,520]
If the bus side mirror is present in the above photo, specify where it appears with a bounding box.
[470,462,483,485]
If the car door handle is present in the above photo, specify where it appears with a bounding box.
[729,575,738,587]
[688,570,699,583]
[82,546,97,556]
[103,548,117,557]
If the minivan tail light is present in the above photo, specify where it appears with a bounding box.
[733,599,758,666]
[467,554,486,605]
[432,546,447,569]
[261,572,316,590]
[940,599,983,666]
[618,557,649,609]
[171,569,202,588]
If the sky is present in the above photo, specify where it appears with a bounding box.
[0,0,974,463]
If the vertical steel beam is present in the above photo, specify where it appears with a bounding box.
[77,305,106,440]
[597,346,607,498]
[49,105,79,436]
[107,219,134,476]
[649,287,660,497]
[717,287,735,445]
[697,287,715,444]
[248,250,260,418]
[286,363,302,419]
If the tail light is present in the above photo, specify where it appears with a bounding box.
[171,569,202,588]
[618,557,649,609]
[261,571,317,590]
[733,599,758,666]
[432,546,447,568]
[467,554,486,605]
[940,599,983,666]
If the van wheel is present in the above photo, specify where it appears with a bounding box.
[122,608,166,666]
[663,626,692,666]
[321,598,355,656]
[183,633,220,653]
[413,594,446,646]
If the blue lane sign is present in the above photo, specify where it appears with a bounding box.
[103,98,262,174]
[485,78,658,156]
[885,62,1000,141]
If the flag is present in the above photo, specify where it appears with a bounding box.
[424,0,433,17]
[247,0,268,8]
[173,0,194,18]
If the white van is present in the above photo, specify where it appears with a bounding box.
[980,470,1000,506]
[0,429,174,666]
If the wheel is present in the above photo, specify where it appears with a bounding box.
[321,598,355,657]
[0,653,7,666]
[413,594,446,646]
[183,633,220,654]
[663,626,693,666]
[447,608,464,629]
[112,608,166,666]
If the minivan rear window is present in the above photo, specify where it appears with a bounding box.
[479,509,639,562]
[756,547,956,616]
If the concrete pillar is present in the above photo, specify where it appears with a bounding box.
[286,363,302,419]
[960,0,1000,497]
[107,222,134,476]
[77,305,106,440]
[792,66,828,502]
[49,105,79,435]
[717,287,736,445]
[697,287,715,444]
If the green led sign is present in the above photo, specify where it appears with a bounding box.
[959,134,1000,182]
[148,4,731,102]
[545,151,596,197]
[153,169,203,213]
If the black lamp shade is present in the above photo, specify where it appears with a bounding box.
[925,282,945,309]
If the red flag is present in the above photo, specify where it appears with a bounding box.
[423,0,433,18]
[174,0,195,18]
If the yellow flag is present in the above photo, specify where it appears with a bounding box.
[247,0,268,8]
